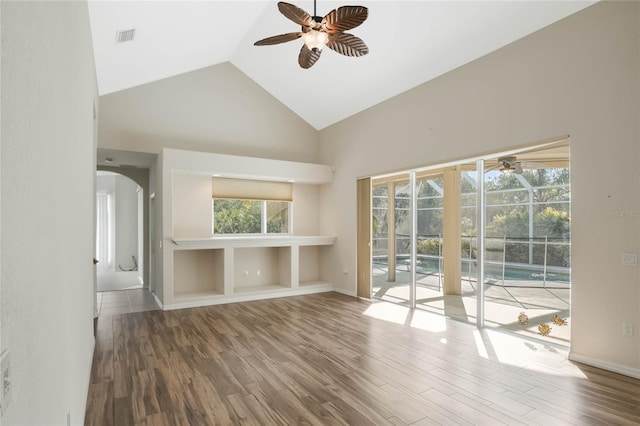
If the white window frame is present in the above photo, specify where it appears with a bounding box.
[212,199,292,235]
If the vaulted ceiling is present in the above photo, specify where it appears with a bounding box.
[88,1,595,130]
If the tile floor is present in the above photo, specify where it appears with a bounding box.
[97,270,143,292]
[96,289,159,316]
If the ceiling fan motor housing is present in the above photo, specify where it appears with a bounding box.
[302,16,328,52]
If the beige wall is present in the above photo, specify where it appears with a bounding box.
[172,171,213,238]
[319,1,640,374]
[98,61,320,164]
[1,1,98,424]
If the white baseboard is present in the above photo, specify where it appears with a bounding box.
[569,351,640,379]
[163,284,335,311]
[152,292,164,310]
[80,337,96,425]
[332,287,357,297]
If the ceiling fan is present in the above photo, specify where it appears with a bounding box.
[493,156,551,174]
[254,1,369,69]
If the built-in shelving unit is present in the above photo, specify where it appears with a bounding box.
[168,236,335,308]
[161,148,335,310]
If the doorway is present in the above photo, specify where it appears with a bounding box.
[96,171,144,291]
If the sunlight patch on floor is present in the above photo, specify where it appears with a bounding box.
[363,300,447,332]
[363,301,409,325]
[373,278,570,346]
[473,329,489,359]
[484,329,586,379]
[409,308,447,333]
[362,298,584,379]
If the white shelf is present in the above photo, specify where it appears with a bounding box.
[299,280,332,288]
[173,290,226,300]
[233,284,290,294]
[172,235,335,248]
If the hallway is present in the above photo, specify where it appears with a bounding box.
[96,289,159,317]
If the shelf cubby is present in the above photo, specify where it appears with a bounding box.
[299,245,324,285]
[173,249,224,298]
[233,246,291,292]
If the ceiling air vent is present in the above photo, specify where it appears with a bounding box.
[115,29,136,43]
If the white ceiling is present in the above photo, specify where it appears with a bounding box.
[88,1,596,130]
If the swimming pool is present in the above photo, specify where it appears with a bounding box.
[373,255,570,286]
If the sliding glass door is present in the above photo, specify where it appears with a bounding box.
[367,140,571,345]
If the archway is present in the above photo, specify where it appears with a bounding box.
[96,171,144,291]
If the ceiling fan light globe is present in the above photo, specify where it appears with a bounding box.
[302,30,328,51]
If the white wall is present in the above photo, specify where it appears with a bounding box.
[98,62,320,164]
[319,1,640,375]
[0,2,3,422]
[96,172,114,193]
[1,1,97,424]
[292,184,320,236]
[114,175,139,270]
[151,159,162,298]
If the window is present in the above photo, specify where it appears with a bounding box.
[266,200,290,233]
[211,177,292,235]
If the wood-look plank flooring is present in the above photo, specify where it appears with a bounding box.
[85,292,640,425]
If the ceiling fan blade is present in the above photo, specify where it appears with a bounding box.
[327,33,369,57]
[298,44,322,69]
[323,6,368,33]
[278,2,313,27]
[254,32,302,46]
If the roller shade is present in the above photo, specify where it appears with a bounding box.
[212,177,293,201]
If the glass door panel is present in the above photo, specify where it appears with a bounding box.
[371,175,412,306]
[371,183,390,299]
[390,179,412,306]
[452,164,480,323]
[482,162,571,346]
[414,176,444,312]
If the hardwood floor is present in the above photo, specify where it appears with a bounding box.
[85,292,640,425]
